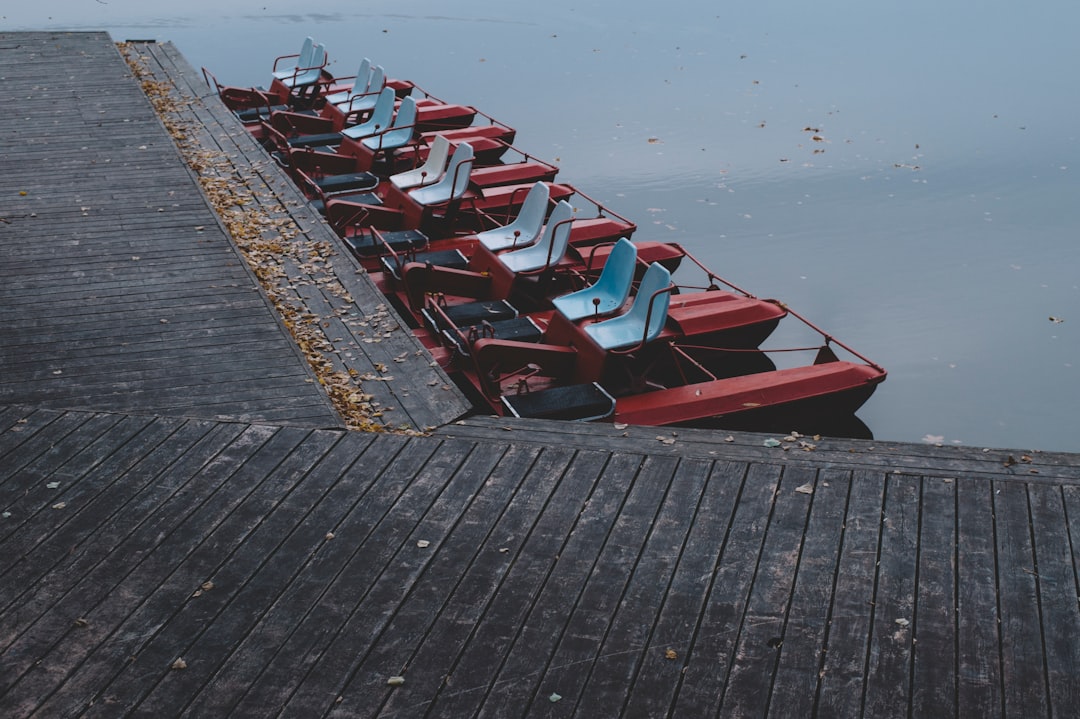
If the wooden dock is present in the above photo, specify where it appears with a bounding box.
[2,31,1080,718]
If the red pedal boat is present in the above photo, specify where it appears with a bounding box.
[203,43,887,433]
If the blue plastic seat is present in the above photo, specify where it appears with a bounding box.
[583,262,672,350]
[341,86,396,141]
[552,238,638,321]
[497,200,574,274]
[409,142,474,206]
[390,135,451,190]
[272,37,315,80]
[340,65,386,115]
[362,95,418,152]
[280,43,326,88]
[476,181,550,252]
[324,58,371,108]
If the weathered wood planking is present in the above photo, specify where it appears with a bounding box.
[438,415,1080,482]
[122,39,471,431]
[4,30,1080,719]
[4,404,1079,716]
[0,32,340,427]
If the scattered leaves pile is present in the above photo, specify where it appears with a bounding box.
[119,43,410,433]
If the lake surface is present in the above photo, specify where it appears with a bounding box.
[10,0,1079,451]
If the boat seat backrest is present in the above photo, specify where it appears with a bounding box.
[476,181,550,251]
[390,135,451,189]
[342,65,386,112]
[362,95,418,150]
[350,57,373,95]
[272,36,315,79]
[497,199,574,274]
[325,58,372,106]
[583,262,672,350]
[551,237,637,321]
[408,142,475,206]
[282,43,327,87]
[341,86,396,140]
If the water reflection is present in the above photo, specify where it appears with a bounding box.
[10,0,1079,450]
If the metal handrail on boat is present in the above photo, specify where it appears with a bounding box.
[404,83,514,132]
[608,284,676,356]
[664,245,760,298]
[778,305,885,372]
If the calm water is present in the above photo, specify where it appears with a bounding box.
[10,1,1080,451]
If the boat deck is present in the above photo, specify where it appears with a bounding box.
[2,31,1079,718]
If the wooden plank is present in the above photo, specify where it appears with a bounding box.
[439,416,1080,481]
[767,467,852,718]
[0,33,341,428]
[468,452,649,719]
[174,432,407,717]
[668,462,783,717]
[862,474,919,716]
[119,40,471,431]
[92,432,375,718]
[994,481,1049,716]
[340,444,577,717]
[620,460,750,718]
[0,413,128,535]
[1029,483,1080,715]
[325,443,546,715]
[0,419,247,629]
[955,477,1003,716]
[511,454,682,715]
[572,457,714,718]
[815,468,887,716]
[911,477,957,717]
[721,464,816,716]
[400,449,613,718]
[0,405,34,440]
[0,408,70,467]
[243,436,483,712]
[214,435,446,716]
[0,416,187,593]
[0,425,303,715]
[275,438,501,716]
